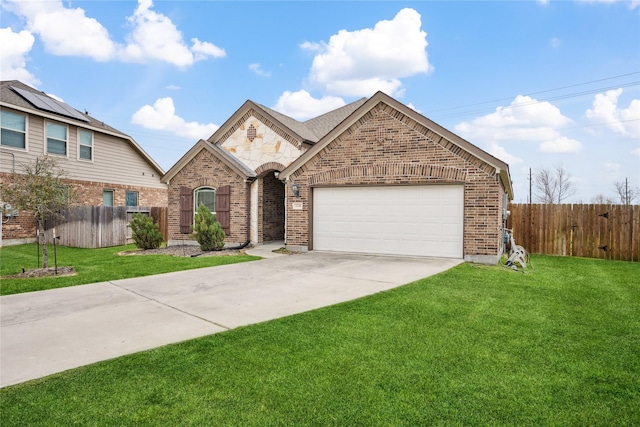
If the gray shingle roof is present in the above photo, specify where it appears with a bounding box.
[256,97,368,144]
[1,80,128,137]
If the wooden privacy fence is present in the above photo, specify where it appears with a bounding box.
[45,206,168,248]
[507,204,640,262]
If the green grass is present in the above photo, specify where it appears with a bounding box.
[0,243,260,296]
[1,256,639,426]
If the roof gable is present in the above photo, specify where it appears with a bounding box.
[280,91,513,199]
[161,140,257,183]
[209,98,369,147]
[1,80,165,176]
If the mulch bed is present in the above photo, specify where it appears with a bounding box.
[118,246,245,257]
[5,266,76,278]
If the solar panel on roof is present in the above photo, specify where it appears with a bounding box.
[10,86,90,122]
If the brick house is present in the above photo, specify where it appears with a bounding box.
[0,80,167,246]
[162,91,513,264]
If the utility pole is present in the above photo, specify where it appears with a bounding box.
[625,177,629,205]
[529,168,532,204]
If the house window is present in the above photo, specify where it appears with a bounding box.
[78,129,93,160]
[103,190,114,206]
[194,187,216,214]
[1,110,26,149]
[46,121,68,156]
[126,191,138,207]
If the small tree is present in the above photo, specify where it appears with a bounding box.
[192,202,225,251]
[0,156,76,268]
[130,213,163,250]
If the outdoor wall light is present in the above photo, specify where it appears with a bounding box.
[292,182,300,198]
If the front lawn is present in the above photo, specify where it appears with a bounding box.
[1,256,638,426]
[0,243,260,296]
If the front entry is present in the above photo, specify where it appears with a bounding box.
[261,172,285,242]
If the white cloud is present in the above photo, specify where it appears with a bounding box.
[165,85,181,90]
[273,90,346,121]
[249,63,271,77]
[578,0,640,9]
[632,147,640,156]
[455,95,582,153]
[306,8,432,97]
[131,97,218,140]
[121,0,225,67]
[539,136,583,153]
[406,103,422,114]
[488,142,523,164]
[300,41,322,51]
[191,38,226,61]
[550,37,560,48]
[5,0,225,67]
[6,0,116,61]
[0,27,39,86]
[586,88,640,139]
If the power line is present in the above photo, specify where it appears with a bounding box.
[431,81,640,120]
[424,71,640,116]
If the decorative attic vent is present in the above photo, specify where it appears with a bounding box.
[376,126,386,144]
[247,124,257,142]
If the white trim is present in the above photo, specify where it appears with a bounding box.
[44,119,69,158]
[194,186,216,215]
[77,128,94,162]
[0,108,28,152]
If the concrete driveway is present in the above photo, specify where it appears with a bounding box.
[1,247,462,388]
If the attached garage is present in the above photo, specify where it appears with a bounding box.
[312,185,464,258]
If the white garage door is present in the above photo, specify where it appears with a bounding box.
[313,185,463,258]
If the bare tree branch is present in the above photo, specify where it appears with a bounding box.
[554,164,576,204]
[591,194,615,204]
[534,164,576,204]
[614,180,638,205]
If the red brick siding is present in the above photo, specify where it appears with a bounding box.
[287,102,506,258]
[0,172,167,242]
[166,149,249,244]
[262,172,284,241]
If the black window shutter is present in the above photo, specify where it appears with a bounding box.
[216,185,231,235]
[179,186,193,234]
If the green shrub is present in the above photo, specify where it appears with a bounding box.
[129,213,163,250]
[192,203,225,251]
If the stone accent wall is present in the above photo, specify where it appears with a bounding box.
[286,102,506,259]
[0,172,167,244]
[221,115,302,171]
[166,149,249,245]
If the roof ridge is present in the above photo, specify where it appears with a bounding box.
[256,97,369,143]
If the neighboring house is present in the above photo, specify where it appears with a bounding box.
[162,91,513,264]
[0,80,167,246]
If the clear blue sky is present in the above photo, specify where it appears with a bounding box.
[2,0,639,203]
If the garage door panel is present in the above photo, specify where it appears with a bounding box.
[313,185,463,258]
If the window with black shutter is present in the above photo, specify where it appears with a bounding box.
[179,186,193,234]
[216,185,231,235]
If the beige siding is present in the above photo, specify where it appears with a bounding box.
[0,108,165,189]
